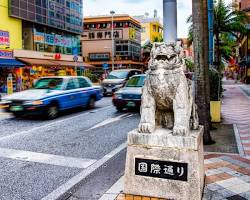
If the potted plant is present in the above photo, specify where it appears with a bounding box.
[209,68,222,122]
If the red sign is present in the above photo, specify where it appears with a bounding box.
[54,53,61,60]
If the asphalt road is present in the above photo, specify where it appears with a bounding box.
[0,97,140,200]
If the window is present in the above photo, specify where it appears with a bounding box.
[66,79,77,90]
[78,78,91,88]
[34,78,63,90]
[153,25,157,32]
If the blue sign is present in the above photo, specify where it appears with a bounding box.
[72,47,78,55]
[102,63,109,70]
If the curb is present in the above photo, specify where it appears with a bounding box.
[233,124,245,157]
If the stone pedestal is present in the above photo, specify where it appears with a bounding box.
[124,127,204,200]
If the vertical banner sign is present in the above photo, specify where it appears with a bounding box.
[7,74,13,95]
[0,30,10,46]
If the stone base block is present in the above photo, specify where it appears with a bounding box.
[124,127,204,200]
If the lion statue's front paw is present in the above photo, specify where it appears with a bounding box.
[138,123,155,133]
[173,125,189,136]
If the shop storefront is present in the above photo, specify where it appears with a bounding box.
[0,52,25,93]
[13,50,93,90]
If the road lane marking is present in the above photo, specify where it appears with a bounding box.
[0,105,113,142]
[86,113,133,131]
[41,142,127,200]
[0,147,96,169]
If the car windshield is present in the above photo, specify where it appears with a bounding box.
[107,71,129,79]
[34,78,63,90]
[126,76,145,87]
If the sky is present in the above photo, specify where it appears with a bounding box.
[84,0,232,38]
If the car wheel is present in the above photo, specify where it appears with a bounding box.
[47,104,59,119]
[116,106,123,112]
[88,97,96,109]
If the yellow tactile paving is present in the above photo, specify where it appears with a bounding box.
[115,194,167,200]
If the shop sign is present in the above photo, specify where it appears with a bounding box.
[129,28,140,42]
[129,28,136,40]
[34,30,73,48]
[30,68,37,75]
[55,53,61,60]
[45,34,55,45]
[54,34,62,46]
[34,32,44,43]
[43,54,54,58]
[0,30,10,46]
[7,74,13,95]
[135,158,188,182]
[0,50,13,58]
[84,30,123,40]
[89,53,110,61]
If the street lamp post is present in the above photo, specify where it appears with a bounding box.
[110,10,115,71]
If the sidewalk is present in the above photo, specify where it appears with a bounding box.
[101,154,250,200]
[222,81,250,158]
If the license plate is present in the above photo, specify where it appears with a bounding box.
[10,106,23,111]
[106,88,112,93]
[126,101,136,107]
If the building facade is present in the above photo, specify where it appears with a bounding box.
[0,0,24,93]
[238,0,250,83]
[82,15,143,72]
[0,0,87,94]
[135,15,163,44]
[9,0,83,55]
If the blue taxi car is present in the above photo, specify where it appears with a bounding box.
[0,76,102,119]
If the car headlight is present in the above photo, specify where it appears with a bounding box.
[0,100,11,104]
[24,100,43,105]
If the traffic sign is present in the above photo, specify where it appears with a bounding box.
[73,55,78,62]
[102,63,109,70]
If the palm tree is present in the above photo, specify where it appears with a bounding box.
[213,0,247,68]
[188,0,247,69]
[192,0,214,144]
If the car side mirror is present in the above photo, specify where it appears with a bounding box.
[33,79,38,87]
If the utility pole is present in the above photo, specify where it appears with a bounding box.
[192,0,214,144]
[110,10,115,71]
[163,0,177,43]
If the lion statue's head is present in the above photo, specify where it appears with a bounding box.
[149,43,184,71]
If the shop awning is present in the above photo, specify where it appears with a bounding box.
[17,58,95,69]
[17,58,55,66]
[0,58,25,67]
[52,60,95,69]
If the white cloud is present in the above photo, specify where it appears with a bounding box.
[83,0,233,38]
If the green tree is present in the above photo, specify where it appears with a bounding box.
[187,0,247,69]
[213,0,247,68]
[152,35,164,43]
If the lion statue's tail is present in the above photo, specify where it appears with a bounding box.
[187,79,199,130]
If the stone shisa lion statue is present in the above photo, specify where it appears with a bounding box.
[138,42,199,136]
